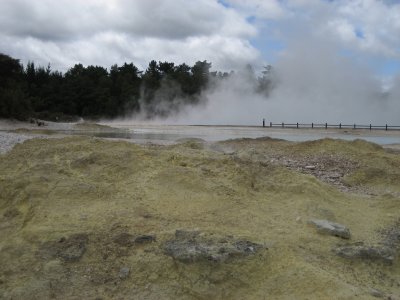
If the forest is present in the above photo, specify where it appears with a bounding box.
[0,53,273,121]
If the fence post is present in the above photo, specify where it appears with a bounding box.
[297,122,299,129]
[339,123,341,129]
[370,124,372,130]
[353,124,356,129]
[312,123,314,128]
[263,118,265,127]
[386,124,388,131]
[325,123,327,129]
[270,122,272,128]
[282,122,284,128]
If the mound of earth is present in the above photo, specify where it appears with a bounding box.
[0,136,399,299]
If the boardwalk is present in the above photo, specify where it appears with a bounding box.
[262,119,400,131]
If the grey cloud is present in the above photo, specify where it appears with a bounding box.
[1,0,398,126]
[111,0,224,39]
[116,0,254,39]
[168,2,400,126]
[0,0,96,41]
[170,41,399,126]
[0,0,253,41]
[0,0,260,71]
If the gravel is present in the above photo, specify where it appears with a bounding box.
[0,132,43,154]
[0,119,76,154]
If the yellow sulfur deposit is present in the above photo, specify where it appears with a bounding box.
[0,136,399,299]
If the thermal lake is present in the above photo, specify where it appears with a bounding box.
[100,123,400,145]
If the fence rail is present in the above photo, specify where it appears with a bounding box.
[262,119,400,131]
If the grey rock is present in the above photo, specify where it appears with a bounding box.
[381,221,400,250]
[57,234,88,262]
[113,232,135,246]
[38,233,88,262]
[334,243,395,265]
[163,230,265,263]
[119,267,130,279]
[114,233,156,246]
[329,173,342,179]
[304,165,316,170]
[369,288,385,298]
[309,219,351,239]
[134,235,156,244]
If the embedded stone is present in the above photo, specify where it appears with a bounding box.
[309,219,351,239]
[163,230,265,263]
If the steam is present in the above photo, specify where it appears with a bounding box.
[126,2,400,127]
[166,72,267,125]
[158,41,400,126]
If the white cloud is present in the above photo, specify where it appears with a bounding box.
[328,19,358,43]
[1,0,399,124]
[0,0,260,71]
[231,0,400,61]
[167,0,400,125]
[1,0,399,76]
[320,0,400,58]
[226,0,286,19]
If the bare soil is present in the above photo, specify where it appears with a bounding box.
[0,129,400,299]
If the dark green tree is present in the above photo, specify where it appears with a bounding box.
[63,64,111,117]
[191,60,211,95]
[0,53,31,120]
[142,60,162,104]
[110,62,142,116]
[0,53,22,86]
[257,65,274,96]
[0,52,277,121]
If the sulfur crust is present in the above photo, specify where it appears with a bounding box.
[0,136,399,299]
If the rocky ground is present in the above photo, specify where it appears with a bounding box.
[0,123,400,299]
[0,119,129,154]
[0,131,40,154]
[0,119,73,154]
[218,136,400,197]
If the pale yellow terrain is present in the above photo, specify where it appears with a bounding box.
[0,135,399,299]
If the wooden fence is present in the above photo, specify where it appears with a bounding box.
[262,119,400,131]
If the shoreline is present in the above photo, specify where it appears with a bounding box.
[1,119,400,154]
[105,121,400,136]
[2,118,400,135]
[0,119,77,154]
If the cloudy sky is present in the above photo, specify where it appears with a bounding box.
[1,0,400,78]
[1,0,400,124]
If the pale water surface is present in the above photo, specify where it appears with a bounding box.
[100,124,400,145]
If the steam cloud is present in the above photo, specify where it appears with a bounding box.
[154,38,400,126]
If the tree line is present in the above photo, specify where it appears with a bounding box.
[0,53,273,121]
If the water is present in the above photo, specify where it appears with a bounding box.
[7,124,396,145]
[99,124,400,145]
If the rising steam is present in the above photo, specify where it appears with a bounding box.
[159,41,400,126]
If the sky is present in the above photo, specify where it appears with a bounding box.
[1,0,399,76]
[1,0,400,124]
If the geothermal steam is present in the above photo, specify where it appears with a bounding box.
[142,12,398,127]
[167,44,399,126]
